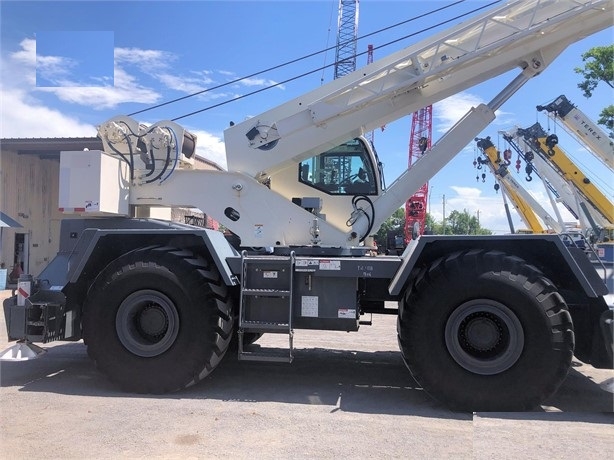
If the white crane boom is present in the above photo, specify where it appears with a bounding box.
[224,0,612,177]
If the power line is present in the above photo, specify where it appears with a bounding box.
[170,0,501,122]
[128,0,499,119]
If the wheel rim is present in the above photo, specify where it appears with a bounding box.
[116,290,180,357]
[445,299,524,375]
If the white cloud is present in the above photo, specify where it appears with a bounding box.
[157,73,210,95]
[114,47,175,72]
[0,40,95,136]
[434,91,513,134]
[434,93,483,133]
[434,182,581,235]
[0,38,226,152]
[11,37,79,86]
[5,38,281,118]
[4,39,163,109]
[239,77,285,90]
[36,55,77,84]
[36,67,161,109]
[191,129,227,170]
[0,89,96,137]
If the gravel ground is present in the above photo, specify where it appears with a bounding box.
[0,290,612,459]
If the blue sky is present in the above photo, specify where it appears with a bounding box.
[1,0,612,234]
[35,30,114,87]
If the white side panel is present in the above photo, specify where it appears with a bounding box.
[129,169,350,247]
[59,150,130,216]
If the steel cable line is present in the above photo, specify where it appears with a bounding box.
[128,0,486,118]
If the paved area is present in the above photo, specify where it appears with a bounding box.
[1,290,612,458]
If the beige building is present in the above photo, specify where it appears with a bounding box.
[0,137,222,277]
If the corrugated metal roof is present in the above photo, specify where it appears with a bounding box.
[0,137,103,156]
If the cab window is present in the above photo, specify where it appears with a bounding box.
[298,139,377,195]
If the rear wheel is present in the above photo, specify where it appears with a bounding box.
[397,250,574,411]
[83,246,233,393]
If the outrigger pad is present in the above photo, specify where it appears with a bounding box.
[0,341,47,361]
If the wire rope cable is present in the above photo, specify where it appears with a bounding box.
[127,0,501,120]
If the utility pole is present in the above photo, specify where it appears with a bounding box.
[442,194,446,235]
[476,209,480,234]
[428,186,433,216]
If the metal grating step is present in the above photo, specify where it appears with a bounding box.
[238,250,295,363]
[242,288,291,297]
[238,351,294,363]
[239,322,291,333]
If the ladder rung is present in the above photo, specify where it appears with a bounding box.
[239,251,295,362]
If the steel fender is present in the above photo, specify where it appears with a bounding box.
[389,234,608,298]
[47,218,238,291]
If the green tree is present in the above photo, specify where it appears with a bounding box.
[424,213,441,235]
[597,105,614,134]
[446,209,492,235]
[373,209,492,250]
[374,207,405,250]
[574,45,614,135]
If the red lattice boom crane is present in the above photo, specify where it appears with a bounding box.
[404,105,432,241]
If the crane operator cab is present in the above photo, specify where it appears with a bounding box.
[298,138,379,196]
[269,137,383,234]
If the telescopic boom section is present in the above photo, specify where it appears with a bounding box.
[223,0,613,180]
[537,94,614,170]
[518,122,614,225]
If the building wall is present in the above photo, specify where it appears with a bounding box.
[0,150,70,276]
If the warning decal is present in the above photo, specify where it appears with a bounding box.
[319,259,340,270]
[338,308,356,319]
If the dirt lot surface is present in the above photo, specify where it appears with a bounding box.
[1,290,612,459]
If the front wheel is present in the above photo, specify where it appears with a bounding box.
[83,246,233,393]
[397,250,574,411]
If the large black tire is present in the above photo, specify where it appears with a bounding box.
[83,246,233,393]
[397,249,574,411]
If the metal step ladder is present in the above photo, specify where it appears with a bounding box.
[238,251,295,362]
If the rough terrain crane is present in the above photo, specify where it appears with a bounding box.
[2,0,613,411]
[474,136,564,234]
[503,128,612,242]
[516,122,614,268]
